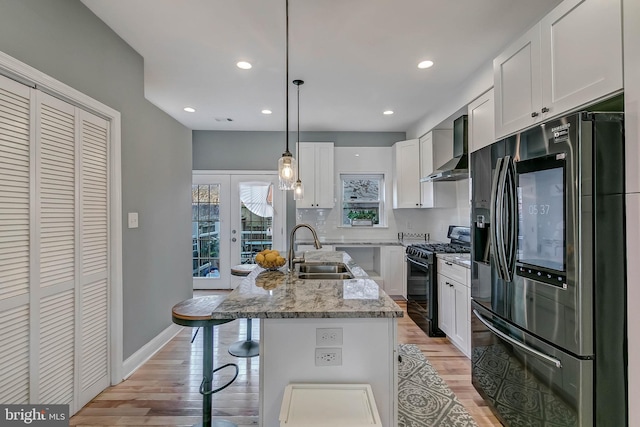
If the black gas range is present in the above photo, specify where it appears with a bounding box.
[406,226,470,337]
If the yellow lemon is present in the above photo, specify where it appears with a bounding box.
[255,253,265,263]
[276,256,286,266]
[264,253,277,263]
[271,250,280,257]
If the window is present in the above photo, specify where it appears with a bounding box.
[341,174,385,226]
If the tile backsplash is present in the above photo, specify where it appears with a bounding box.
[296,179,470,243]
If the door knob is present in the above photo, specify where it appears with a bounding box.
[231,237,237,242]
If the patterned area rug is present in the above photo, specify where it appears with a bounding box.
[398,344,478,427]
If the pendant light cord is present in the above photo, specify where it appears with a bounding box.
[285,0,290,154]
[296,81,300,178]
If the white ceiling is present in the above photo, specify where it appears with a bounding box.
[81,0,562,132]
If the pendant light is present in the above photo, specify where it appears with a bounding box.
[278,0,296,190]
[293,79,304,200]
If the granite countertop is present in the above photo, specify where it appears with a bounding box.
[436,252,471,269]
[296,239,403,246]
[211,251,404,320]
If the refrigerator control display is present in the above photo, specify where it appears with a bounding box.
[516,166,565,272]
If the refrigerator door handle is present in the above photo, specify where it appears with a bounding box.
[503,159,516,281]
[490,157,510,280]
[473,309,562,369]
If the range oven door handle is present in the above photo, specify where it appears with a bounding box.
[473,309,562,369]
[406,256,430,270]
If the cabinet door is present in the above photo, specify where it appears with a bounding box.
[393,139,421,208]
[437,274,451,336]
[540,0,623,118]
[420,131,456,209]
[381,246,406,297]
[452,281,470,358]
[296,143,316,208]
[494,24,543,138]
[314,143,335,208]
[296,142,334,209]
[468,89,495,153]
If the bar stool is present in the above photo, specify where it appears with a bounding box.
[172,296,239,427]
[228,264,259,358]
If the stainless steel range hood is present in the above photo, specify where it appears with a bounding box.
[420,115,469,182]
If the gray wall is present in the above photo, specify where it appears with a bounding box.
[192,131,406,170]
[193,130,406,231]
[0,0,193,359]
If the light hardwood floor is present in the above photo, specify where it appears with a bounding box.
[70,292,501,426]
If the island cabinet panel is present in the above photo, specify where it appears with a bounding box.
[494,0,623,138]
[260,318,398,427]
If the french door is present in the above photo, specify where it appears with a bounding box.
[192,172,286,289]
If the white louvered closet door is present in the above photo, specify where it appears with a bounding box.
[0,75,110,414]
[36,92,77,407]
[0,74,32,405]
[77,110,110,408]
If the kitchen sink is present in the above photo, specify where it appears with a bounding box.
[296,272,354,280]
[297,263,351,274]
[295,262,354,280]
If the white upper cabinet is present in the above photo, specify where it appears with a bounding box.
[392,139,421,209]
[419,131,456,209]
[296,142,334,209]
[494,24,543,138]
[494,0,622,138]
[392,136,456,209]
[540,0,622,116]
[468,89,495,153]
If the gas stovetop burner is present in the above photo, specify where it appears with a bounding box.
[413,243,471,253]
[405,242,471,259]
[405,225,471,259]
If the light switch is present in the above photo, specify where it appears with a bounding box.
[128,212,139,229]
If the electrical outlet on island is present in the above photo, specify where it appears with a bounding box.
[316,328,343,346]
[315,348,342,366]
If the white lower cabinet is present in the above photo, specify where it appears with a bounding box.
[437,258,471,358]
[380,246,406,298]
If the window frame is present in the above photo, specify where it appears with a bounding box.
[340,173,386,227]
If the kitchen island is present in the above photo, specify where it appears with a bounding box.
[211,251,403,427]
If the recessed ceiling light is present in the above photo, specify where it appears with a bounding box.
[418,60,434,69]
[355,153,360,157]
[262,109,273,115]
[383,110,394,115]
[183,107,196,113]
[237,61,252,70]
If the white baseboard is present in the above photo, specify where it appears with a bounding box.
[121,323,184,380]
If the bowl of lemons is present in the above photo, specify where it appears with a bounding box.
[254,249,287,270]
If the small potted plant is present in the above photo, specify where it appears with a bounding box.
[347,210,376,226]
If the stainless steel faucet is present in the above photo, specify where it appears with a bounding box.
[288,223,322,271]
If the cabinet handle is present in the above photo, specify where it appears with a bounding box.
[531,111,539,118]
[445,262,453,266]
[541,107,549,113]
[446,282,453,287]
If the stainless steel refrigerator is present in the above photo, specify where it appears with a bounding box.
[470,112,627,426]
